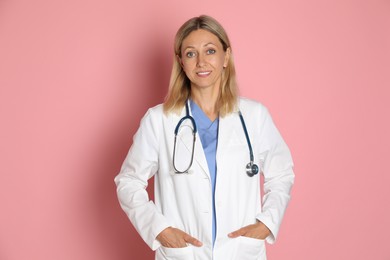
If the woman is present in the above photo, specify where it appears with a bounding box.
[115,15,294,260]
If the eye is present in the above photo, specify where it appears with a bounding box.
[206,49,216,55]
[186,51,196,58]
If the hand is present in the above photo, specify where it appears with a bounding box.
[228,221,271,240]
[156,227,203,248]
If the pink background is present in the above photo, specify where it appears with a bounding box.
[1,0,389,259]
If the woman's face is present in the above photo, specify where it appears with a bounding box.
[180,29,230,92]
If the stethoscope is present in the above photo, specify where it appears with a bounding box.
[173,101,259,177]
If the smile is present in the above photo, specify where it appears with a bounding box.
[196,71,211,77]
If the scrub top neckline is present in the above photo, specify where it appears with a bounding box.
[189,100,219,130]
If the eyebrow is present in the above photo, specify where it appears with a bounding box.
[183,42,217,51]
[204,42,216,47]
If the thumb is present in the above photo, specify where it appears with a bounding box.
[183,234,203,247]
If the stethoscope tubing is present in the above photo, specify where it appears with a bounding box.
[173,101,197,174]
[238,111,254,164]
[173,100,258,177]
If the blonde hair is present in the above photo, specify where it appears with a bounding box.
[163,15,238,116]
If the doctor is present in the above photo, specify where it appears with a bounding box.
[115,15,294,260]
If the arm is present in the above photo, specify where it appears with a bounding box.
[255,108,295,244]
[228,107,294,243]
[114,109,170,250]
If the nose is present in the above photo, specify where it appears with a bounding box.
[196,53,206,67]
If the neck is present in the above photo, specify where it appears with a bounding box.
[191,88,219,121]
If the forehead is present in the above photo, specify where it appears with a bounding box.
[182,29,222,49]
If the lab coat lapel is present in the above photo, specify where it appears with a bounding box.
[193,131,210,178]
[169,104,210,179]
[217,111,243,154]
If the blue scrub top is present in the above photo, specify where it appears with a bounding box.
[190,100,219,244]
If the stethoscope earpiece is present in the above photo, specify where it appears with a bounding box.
[246,163,259,177]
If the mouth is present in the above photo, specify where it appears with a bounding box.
[196,71,211,77]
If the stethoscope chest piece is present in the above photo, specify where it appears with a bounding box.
[246,162,259,177]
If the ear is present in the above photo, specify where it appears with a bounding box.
[176,54,184,68]
[223,47,231,68]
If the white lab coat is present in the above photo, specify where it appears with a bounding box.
[115,98,294,260]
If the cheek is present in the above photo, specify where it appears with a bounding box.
[212,56,226,70]
[183,68,193,79]
[214,54,227,66]
[182,60,195,72]
[182,65,195,80]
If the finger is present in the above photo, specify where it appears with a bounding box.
[228,227,247,238]
[157,227,188,248]
[184,234,203,247]
[164,240,187,248]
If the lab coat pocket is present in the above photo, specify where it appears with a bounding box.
[159,245,195,260]
[236,236,266,260]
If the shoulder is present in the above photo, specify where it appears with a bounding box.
[140,103,169,122]
[138,103,165,127]
[136,104,166,141]
[146,103,164,116]
[238,97,269,116]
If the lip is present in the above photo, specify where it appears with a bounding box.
[196,71,211,77]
